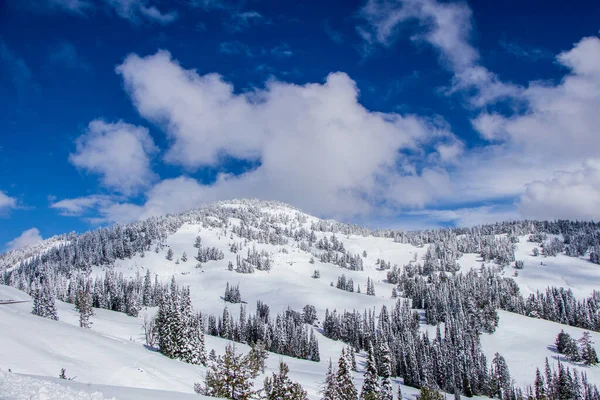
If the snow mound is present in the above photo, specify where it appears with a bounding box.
[0,371,112,400]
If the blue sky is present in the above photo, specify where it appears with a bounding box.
[1,0,600,250]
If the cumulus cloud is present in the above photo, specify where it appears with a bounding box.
[358,0,520,106]
[69,120,158,195]
[519,160,600,221]
[0,191,17,212]
[6,228,43,251]
[99,49,459,220]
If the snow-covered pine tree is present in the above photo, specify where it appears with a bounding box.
[75,286,94,329]
[32,278,58,321]
[489,353,511,399]
[361,342,380,400]
[246,339,269,375]
[197,343,257,399]
[179,286,206,365]
[378,341,393,400]
[321,359,338,400]
[263,361,308,400]
[166,248,174,261]
[579,331,599,366]
[309,329,321,362]
[336,348,358,400]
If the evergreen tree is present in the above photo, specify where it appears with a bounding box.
[247,339,269,375]
[75,286,94,329]
[378,342,393,400]
[417,387,444,400]
[490,353,511,399]
[578,331,599,366]
[31,279,58,321]
[361,342,380,400]
[321,359,339,400]
[555,330,571,354]
[534,368,546,400]
[336,348,358,400]
[197,343,257,399]
[263,361,309,400]
[166,248,174,261]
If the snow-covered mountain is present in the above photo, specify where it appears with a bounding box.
[1,199,600,399]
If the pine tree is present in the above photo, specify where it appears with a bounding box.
[336,348,358,400]
[166,248,174,261]
[490,353,511,399]
[263,361,309,400]
[321,359,339,400]
[198,343,257,399]
[417,387,444,400]
[379,342,393,400]
[578,331,599,366]
[534,368,546,400]
[247,339,269,375]
[361,342,380,400]
[32,279,58,321]
[181,251,188,262]
[555,330,571,354]
[75,286,94,329]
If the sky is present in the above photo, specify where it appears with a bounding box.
[1,0,599,250]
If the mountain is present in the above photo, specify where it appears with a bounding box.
[1,199,600,399]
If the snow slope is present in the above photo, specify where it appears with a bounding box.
[2,200,600,399]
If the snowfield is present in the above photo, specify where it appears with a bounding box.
[1,200,600,399]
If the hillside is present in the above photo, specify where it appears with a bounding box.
[2,199,600,399]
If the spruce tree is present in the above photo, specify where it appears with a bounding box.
[263,361,309,400]
[361,342,380,400]
[75,286,94,329]
[379,342,393,400]
[336,348,358,400]
[198,343,256,399]
[578,331,599,366]
[321,359,339,400]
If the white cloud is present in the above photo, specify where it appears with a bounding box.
[519,160,600,221]
[105,0,178,24]
[69,120,158,195]
[6,228,43,251]
[358,0,520,106]
[408,205,520,228]
[0,191,17,211]
[50,194,115,216]
[101,49,459,220]
[225,11,265,32]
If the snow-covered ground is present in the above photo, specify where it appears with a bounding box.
[2,201,600,399]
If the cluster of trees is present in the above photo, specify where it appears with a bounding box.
[336,275,355,292]
[224,282,243,303]
[531,358,600,400]
[195,343,308,400]
[523,288,600,331]
[234,247,272,273]
[393,262,600,332]
[154,277,206,365]
[322,300,494,397]
[204,303,320,362]
[195,245,225,263]
[31,275,58,321]
[555,330,599,365]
